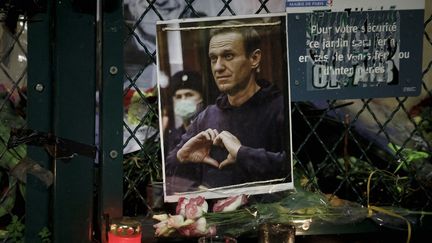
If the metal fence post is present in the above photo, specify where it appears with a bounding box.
[96,0,124,242]
[27,0,96,242]
[26,3,53,242]
[52,0,96,241]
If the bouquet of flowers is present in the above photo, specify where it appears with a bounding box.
[152,195,248,237]
[151,191,371,238]
[152,188,432,240]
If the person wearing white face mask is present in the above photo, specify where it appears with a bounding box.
[165,70,205,153]
[173,87,203,128]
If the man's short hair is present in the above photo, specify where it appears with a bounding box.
[209,20,261,57]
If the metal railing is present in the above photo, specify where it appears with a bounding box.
[122,0,432,217]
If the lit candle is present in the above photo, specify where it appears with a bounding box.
[108,218,142,243]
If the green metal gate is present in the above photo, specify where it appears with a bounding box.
[25,1,124,242]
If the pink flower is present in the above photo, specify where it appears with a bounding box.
[152,214,168,222]
[213,194,248,212]
[153,220,175,237]
[153,196,221,238]
[176,197,189,216]
[176,196,208,219]
[178,217,216,237]
[153,214,194,237]
[207,225,217,236]
[184,196,208,219]
[167,215,187,228]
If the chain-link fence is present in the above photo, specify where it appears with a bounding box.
[122,0,432,219]
[0,0,431,240]
[0,7,28,239]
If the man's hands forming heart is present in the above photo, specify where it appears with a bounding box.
[176,129,241,169]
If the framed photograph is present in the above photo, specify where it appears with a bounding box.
[156,13,294,202]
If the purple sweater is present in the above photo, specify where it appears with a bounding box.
[165,79,289,193]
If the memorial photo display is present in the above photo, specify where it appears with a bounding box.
[156,13,294,202]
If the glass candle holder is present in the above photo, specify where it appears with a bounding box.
[258,223,295,243]
[197,235,237,243]
[108,217,142,243]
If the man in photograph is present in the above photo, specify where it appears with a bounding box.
[165,20,288,194]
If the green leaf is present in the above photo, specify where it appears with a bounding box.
[388,143,430,173]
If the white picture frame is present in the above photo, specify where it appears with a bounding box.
[156,13,294,202]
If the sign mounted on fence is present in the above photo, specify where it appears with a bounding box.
[286,0,425,101]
